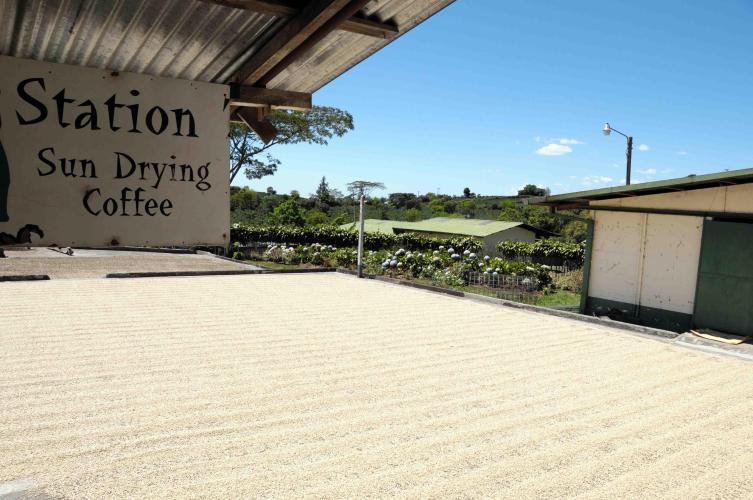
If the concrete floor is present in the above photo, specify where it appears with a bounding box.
[0,248,260,278]
[2,273,753,498]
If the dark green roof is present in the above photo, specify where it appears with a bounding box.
[537,168,753,206]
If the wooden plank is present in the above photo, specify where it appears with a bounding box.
[342,15,398,38]
[235,0,351,85]
[255,0,372,86]
[230,84,312,110]
[198,0,398,38]
[201,0,298,17]
[235,108,278,143]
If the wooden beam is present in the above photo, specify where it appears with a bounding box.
[199,0,398,38]
[230,84,312,111]
[235,0,351,85]
[203,0,299,17]
[342,15,398,38]
[235,108,278,143]
[256,0,372,87]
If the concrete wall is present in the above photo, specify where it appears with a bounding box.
[586,183,753,330]
[589,211,703,315]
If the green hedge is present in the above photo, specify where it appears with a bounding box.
[231,223,483,253]
[497,239,585,264]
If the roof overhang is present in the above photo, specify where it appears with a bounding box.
[2,0,455,141]
[535,168,753,210]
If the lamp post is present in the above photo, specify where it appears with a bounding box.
[603,123,633,185]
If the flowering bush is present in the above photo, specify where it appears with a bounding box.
[363,246,551,289]
[259,241,552,290]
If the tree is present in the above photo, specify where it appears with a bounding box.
[518,184,549,197]
[266,186,277,195]
[229,106,354,184]
[346,180,385,199]
[405,208,422,222]
[561,220,588,243]
[230,187,259,211]
[305,209,328,226]
[460,199,476,217]
[463,187,472,198]
[388,192,416,209]
[428,198,447,216]
[269,199,305,226]
[315,176,331,204]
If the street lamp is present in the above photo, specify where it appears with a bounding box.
[603,122,633,185]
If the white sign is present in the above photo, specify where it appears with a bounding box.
[0,56,229,247]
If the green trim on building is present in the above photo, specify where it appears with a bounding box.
[586,296,693,333]
[579,218,595,314]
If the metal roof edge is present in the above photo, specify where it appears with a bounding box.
[541,167,753,203]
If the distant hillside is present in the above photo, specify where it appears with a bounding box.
[230,187,589,242]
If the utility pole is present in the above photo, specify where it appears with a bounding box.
[357,195,365,278]
[625,136,633,186]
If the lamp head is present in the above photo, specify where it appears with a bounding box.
[602,123,612,136]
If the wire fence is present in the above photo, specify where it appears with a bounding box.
[503,254,582,272]
[464,271,540,292]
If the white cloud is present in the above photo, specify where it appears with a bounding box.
[558,138,583,145]
[582,176,613,186]
[638,168,657,175]
[638,144,650,151]
[536,143,572,156]
[677,151,688,156]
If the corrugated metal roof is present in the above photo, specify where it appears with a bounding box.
[539,167,753,206]
[340,219,405,233]
[341,217,535,238]
[393,217,526,238]
[0,0,455,93]
[268,0,456,92]
[0,0,281,83]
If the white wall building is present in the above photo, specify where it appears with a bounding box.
[540,169,753,334]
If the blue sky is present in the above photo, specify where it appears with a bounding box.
[240,0,753,196]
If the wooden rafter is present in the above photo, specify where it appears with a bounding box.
[199,0,398,38]
[234,107,278,144]
[230,84,311,111]
[233,0,351,85]
[255,0,373,87]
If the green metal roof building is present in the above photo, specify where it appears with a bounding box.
[340,217,553,255]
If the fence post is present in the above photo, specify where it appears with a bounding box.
[357,195,365,278]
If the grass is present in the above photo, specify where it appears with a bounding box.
[459,285,580,308]
[243,256,581,309]
[529,290,580,308]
